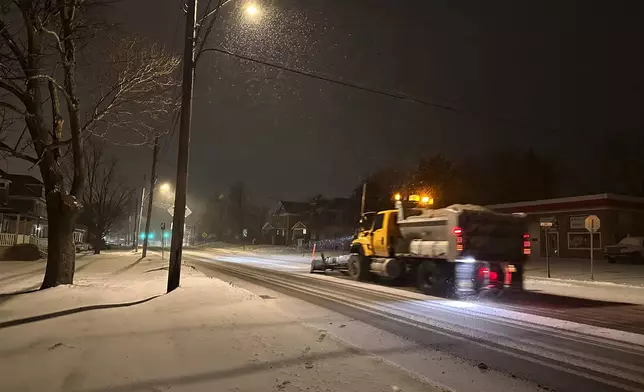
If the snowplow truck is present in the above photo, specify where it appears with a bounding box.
[347,201,530,296]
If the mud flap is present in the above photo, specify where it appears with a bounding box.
[455,262,477,296]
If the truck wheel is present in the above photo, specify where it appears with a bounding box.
[417,261,449,297]
[347,254,371,281]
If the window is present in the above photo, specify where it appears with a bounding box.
[372,214,384,231]
[568,232,601,250]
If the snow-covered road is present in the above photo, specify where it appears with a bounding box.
[185,247,644,392]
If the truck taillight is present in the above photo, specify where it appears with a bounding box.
[478,267,498,282]
[523,233,531,255]
[454,227,463,251]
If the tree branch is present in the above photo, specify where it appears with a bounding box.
[0,100,24,114]
[0,17,28,71]
[28,74,73,106]
[0,79,28,103]
[0,141,38,163]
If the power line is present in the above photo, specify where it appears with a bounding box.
[160,109,181,161]
[200,47,545,132]
[201,47,460,110]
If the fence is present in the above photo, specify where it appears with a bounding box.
[0,233,15,246]
[0,233,48,251]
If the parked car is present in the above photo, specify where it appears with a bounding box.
[604,236,644,263]
[75,242,91,253]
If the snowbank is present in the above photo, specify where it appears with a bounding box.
[0,252,440,392]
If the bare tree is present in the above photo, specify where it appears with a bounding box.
[79,143,133,254]
[0,2,179,288]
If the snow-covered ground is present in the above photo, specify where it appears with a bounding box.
[190,245,644,306]
[525,278,644,305]
[0,252,443,392]
[526,257,644,286]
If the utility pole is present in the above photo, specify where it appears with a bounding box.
[168,0,197,293]
[135,174,146,252]
[360,182,367,216]
[142,135,160,258]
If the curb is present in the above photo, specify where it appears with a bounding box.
[526,276,644,289]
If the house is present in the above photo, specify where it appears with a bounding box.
[487,193,644,260]
[262,201,310,245]
[0,169,86,250]
[261,198,356,247]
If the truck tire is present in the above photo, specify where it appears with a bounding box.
[417,261,450,297]
[347,253,371,282]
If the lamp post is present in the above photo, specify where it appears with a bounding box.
[168,0,263,293]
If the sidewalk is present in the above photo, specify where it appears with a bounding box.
[0,252,438,392]
[524,257,644,305]
[526,257,644,286]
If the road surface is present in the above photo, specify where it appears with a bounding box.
[183,247,644,392]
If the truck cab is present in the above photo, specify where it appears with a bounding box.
[351,210,399,257]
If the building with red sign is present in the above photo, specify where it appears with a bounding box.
[487,194,644,259]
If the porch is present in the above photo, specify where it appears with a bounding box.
[0,233,48,249]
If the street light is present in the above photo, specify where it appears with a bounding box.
[246,4,259,16]
[160,183,172,193]
[246,4,259,15]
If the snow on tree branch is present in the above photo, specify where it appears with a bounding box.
[83,37,181,146]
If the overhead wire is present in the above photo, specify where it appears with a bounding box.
[199,47,542,131]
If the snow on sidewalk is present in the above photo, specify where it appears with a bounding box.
[0,252,439,392]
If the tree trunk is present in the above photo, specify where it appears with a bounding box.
[93,238,102,255]
[41,192,78,289]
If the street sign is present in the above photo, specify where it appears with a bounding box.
[585,215,600,232]
[166,205,192,218]
[585,215,600,281]
[242,229,248,238]
[540,217,555,227]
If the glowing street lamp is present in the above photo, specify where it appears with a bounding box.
[246,4,259,15]
[160,183,172,193]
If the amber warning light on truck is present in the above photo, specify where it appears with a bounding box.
[393,193,434,205]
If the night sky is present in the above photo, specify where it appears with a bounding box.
[42,0,644,211]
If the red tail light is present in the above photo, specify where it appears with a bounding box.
[454,227,464,251]
[522,233,531,255]
[478,267,498,282]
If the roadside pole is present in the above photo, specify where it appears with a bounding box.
[142,135,159,258]
[161,222,166,260]
[360,182,367,216]
[590,231,594,280]
[540,217,555,278]
[545,227,550,278]
[135,175,146,252]
[168,0,197,293]
[585,215,600,281]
